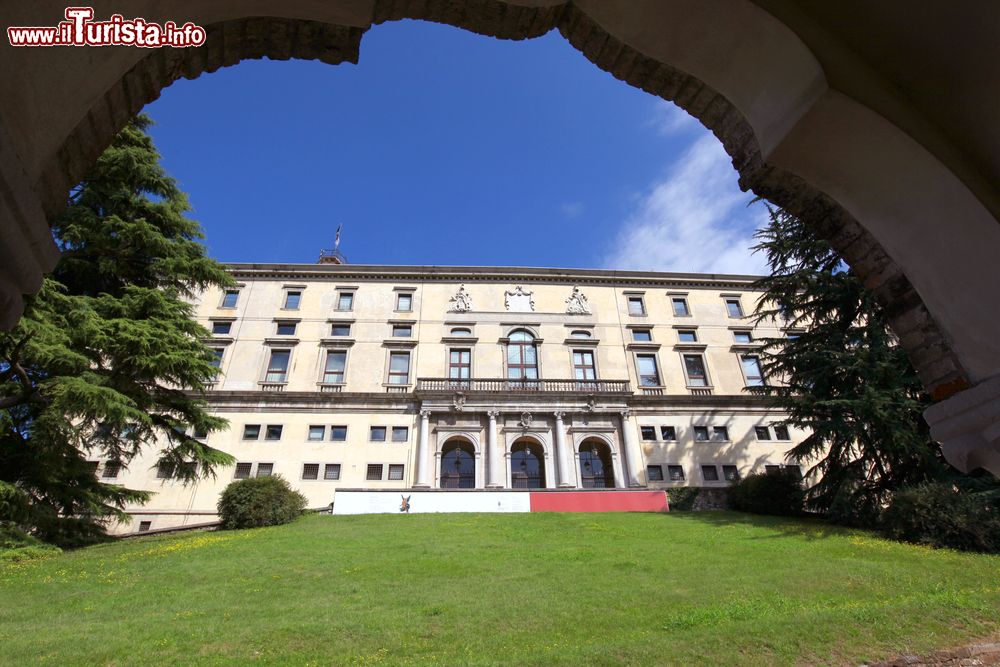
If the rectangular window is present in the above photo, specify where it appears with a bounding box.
[640,426,657,441]
[694,426,710,441]
[388,464,405,481]
[308,425,325,441]
[726,298,744,318]
[323,350,347,384]
[242,424,261,440]
[712,426,729,441]
[396,293,413,312]
[255,463,274,478]
[210,348,225,370]
[765,464,802,479]
[722,465,740,482]
[702,465,720,482]
[391,325,412,338]
[284,291,301,310]
[449,349,471,380]
[330,426,348,441]
[265,349,290,383]
[627,296,646,316]
[755,426,772,440]
[138,521,152,532]
[391,427,409,442]
[302,463,319,480]
[366,464,384,481]
[156,462,174,479]
[631,328,652,342]
[646,465,664,481]
[324,464,341,480]
[741,355,765,387]
[667,465,686,481]
[234,462,252,479]
[677,329,697,343]
[671,297,689,316]
[388,352,411,385]
[370,426,387,442]
[572,350,597,381]
[337,292,354,311]
[330,324,351,337]
[221,290,240,309]
[683,354,709,387]
[660,426,677,441]
[733,330,753,344]
[265,425,283,441]
[636,354,661,387]
[773,425,791,440]
[86,460,100,475]
[212,321,232,335]
[192,426,208,440]
[276,322,297,336]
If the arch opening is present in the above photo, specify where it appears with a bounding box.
[440,438,476,489]
[510,438,545,489]
[578,439,614,489]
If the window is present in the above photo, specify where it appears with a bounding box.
[506,330,538,381]
[733,330,753,344]
[330,426,348,441]
[741,355,765,387]
[712,426,729,441]
[632,328,652,342]
[276,322,297,336]
[391,324,412,338]
[773,425,791,441]
[627,296,646,316]
[572,350,596,381]
[366,464,384,481]
[221,290,239,308]
[396,293,413,312]
[242,424,261,440]
[391,427,409,442]
[255,463,274,478]
[702,465,720,481]
[192,426,208,440]
[264,349,290,383]
[755,426,772,441]
[387,352,411,385]
[323,350,347,384]
[302,463,320,480]
[138,521,152,532]
[265,425,283,441]
[156,462,174,479]
[694,426,710,441]
[370,426,387,442]
[308,425,325,441]
[450,327,472,337]
[330,323,351,337]
[388,464,405,481]
[284,291,301,310]
[660,426,677,441]
[722,465,740,482]
[677,329,697,343]
[671,296,690,316]
[233,462,253,479]
[449,349,471,380]
[337,292,354,311]
[683,354,709,387]
[635,354,661,387]
[765,464,801,479]
[209,348,225,370]
[667,465,686,481]
[640,426,657,441]
[570,330,591,338]
[86,460,100,475]
[324,464,341,480]
[212,321,232,335]
[725,298,744,318]
[646,465,664,481]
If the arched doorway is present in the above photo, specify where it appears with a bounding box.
[440,439,476,489]
[578,440,615,489]
[510,439,545,489]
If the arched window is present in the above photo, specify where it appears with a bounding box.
[450,327,472,337]
[579,440,614,488]
[440,440,475,488]
[510,440,545,489]
[506,330,538,382]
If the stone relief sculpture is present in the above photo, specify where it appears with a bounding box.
[504,285,535,312]
[565,285,592,314]
[448,284,473,312]
[519,412,533,428]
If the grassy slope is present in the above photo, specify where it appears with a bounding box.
[1,512,998,666]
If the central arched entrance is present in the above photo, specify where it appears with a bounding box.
[578,439,615,489]
[440,439,476,489]
[510,439,545,489]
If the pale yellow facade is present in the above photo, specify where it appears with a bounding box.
[103,264,808,533]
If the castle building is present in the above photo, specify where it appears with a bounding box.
[104,262,806,532]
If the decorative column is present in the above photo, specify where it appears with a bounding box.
[414,410,431,488]
[620,409,644,487]
[554,411,575,488]
[486,410,502,488]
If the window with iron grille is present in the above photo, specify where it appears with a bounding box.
[722,465,740,482]
[234,462,252,479]
[156,463,174,479]
[702,465,720,481]
[302,464,320,480]
[646,465,664,481]
[102,462,122,479]
[255,463,274,478]
[324,464,341,480]
[387,464,405,481]
[668,465,686,481]
[366,464,384,481]
[138,521,152,532]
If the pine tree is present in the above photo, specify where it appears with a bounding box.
[749,204,944,525]
[0,116,233,546]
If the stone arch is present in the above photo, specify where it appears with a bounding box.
[575,433,622,489]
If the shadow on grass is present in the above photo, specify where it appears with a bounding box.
[661,509,862,542]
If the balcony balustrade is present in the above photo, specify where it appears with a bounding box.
[416,378,631,393]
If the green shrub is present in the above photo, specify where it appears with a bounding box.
[728,470,805,517]
[667,487,702,511]
[217,475,306,529]
[881,481,1000,553]
[0,524,61,563]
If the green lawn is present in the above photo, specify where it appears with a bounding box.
[1,512,998,666]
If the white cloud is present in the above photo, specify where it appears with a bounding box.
[649,99,700,137]
[602,132,769,276]
[561,201,585,219]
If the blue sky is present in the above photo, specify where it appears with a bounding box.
[145,20,767,274]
